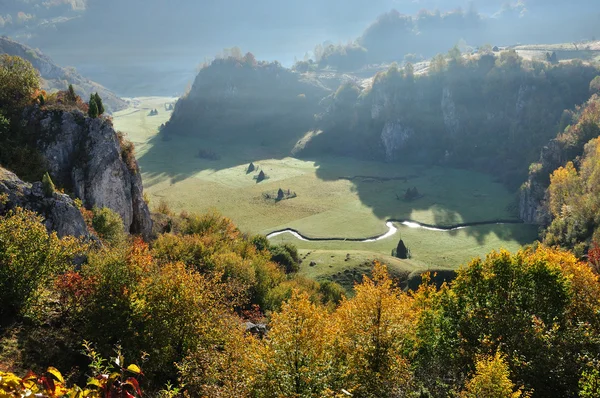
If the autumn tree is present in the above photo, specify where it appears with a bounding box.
[256,290,340,397]
[461,352,523,398]
[418,247,600,396]
[544,138,600,254]
[580,366,600,398]
[334,262,416,397]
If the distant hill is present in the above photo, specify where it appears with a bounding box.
[0,36,126,113]
[163,54,329,149]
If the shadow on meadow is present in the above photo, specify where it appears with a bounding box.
[137,131,536,246]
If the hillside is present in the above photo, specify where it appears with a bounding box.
[0,37,126,113]
[163,50,599,191]
[163,54,329,150]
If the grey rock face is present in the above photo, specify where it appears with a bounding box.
[33,109,152,239]
[381,121,413,162]
[441,87,459,135]
[0,168,89,238]
[519,139,561,224]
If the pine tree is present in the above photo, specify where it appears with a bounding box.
[94,92,105,115]
[68,84,77,102]
[88,95,99,118]
[41,172,55,197]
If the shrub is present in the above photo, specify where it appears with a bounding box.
[41,172,55,197]
[251,234,270,251]
[91,206,126,246]
[318,280,346,306]
[0,208,84,317]
[155,198,173,216]
[269,243,300,274]
[117,131,137,173]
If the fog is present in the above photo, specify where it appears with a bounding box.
[1,0,598,96]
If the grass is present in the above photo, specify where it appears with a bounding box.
[114,97,539,285]
[271,222,538,269]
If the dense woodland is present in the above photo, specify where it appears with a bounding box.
[3,47,600,398]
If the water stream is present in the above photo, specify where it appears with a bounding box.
[266,220,522,242]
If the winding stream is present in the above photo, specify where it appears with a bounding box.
[266,219,523,243]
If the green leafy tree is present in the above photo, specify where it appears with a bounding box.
[580,366,600,398]
[88,94,99,118]
[0,55,40,115]
[416,247,600,396]
[93,92,105,115]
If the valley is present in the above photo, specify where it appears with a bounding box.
[114,96,538,285]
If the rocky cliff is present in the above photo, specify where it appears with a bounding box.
[0,167,89,238]
[0,37,127,113]
[28,107,152,238]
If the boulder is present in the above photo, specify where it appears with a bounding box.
[245,322,268,338]
[0,167,90,238]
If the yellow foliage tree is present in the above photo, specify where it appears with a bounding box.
[256,290,339,397]
[334,262,416,397]
[548,161,582,218]
[461,351,523,398]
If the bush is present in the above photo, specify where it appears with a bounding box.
[318,280,346,306]
[41,172,55,197]
[269,243,300,274]
[251,234,270,252]
[91,207,126,246]
[0,208,84,317]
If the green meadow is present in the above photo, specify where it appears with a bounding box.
[114,97,539,284]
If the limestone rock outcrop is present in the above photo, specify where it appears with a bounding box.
[0,167,89,238]
[30,108,152,238]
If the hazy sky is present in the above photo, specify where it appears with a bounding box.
[2,0,597,96]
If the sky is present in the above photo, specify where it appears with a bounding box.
[1,0,598,96]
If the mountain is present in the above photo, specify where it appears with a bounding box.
[0,36,127,113]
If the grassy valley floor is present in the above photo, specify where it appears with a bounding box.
[114,97,539,289]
